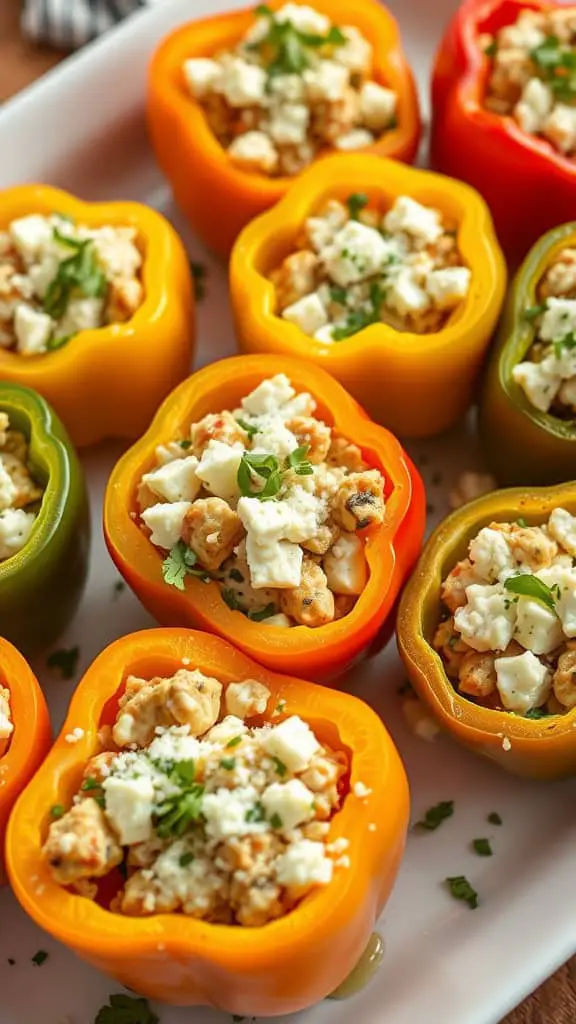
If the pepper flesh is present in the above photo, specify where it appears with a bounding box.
[0,185,195,447]
[0,638,51,881]
[104,354,425,681]
[7,627,409,1013]
[479,221,576,486]
[146,0,421,258]
[430,0,576,265]
[397,484,576,779]
[230,153,506,437]
[0,383,89,655]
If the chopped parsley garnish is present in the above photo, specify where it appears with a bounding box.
[237,451,282,499]
[487,812,502,825]
[445,875,479,909]
[46,331,76,351]
[516,517,528,527]
[154,762,204,839]
[530,35,576,99]
[285,444,313,476]
[47,645,79,679]
[179,852,195,868]
[236,416,259,439]
[503,573,557,612]
[329,285,348,305]
[50,804,65,819]
[95,993,159,1024]
[332,281,385,340]
[472,838,493,857]
[190,260,207,301]
[484,40,497,57]
[416,800,454,831]
[272,756,287,776]
[44,234,107,319]
[347,193,369,219]
[81,776,105,810]
[525,706,551,719]
[553,331,576,359]
[162,541,211,590]
[31,950,48,966]
[226,735,243,748]
[524,301,548,321]
[269,812,283,829]
[245,801,266,822]
[250,5,346,76]
[178,438,192,450]
[248,602,278,621]
[220,757,236,770]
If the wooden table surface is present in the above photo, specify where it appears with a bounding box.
[0,1,574,1021]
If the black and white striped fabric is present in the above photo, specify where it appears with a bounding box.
[21,0,153,49]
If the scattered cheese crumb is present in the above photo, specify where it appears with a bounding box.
[353,781,372,799]
[64,727,85,744]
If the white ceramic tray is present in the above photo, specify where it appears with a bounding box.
[0,2,574,1023]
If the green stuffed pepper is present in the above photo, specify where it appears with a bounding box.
[479,222,576,486]
[0,384,89,654]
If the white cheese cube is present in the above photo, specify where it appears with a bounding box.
[262,779,315,831]
[225,681,270,718]
[0,462,17,512]
[217,56,267,107]
[548,507,576,555]
[514,77,553,134]
[262,612,293,627]
[538,565,576,637]
[242,374,296,417]
[543,103,576,154]
[183,57,221,99]
[314,324,336,343]
[499,13,545,50]
[140,501,192,549]
[228,131,279,174]
[305,201,348,252]
[275,3,330,34]
[9,214,52,263]
[359,81,397,132]
[0,508,35,560]
[281,292,328,335]
[268,103,310,146]
[539,297,576,342]
[251,419,298,459]
[275,839,333,887]
[303,62,349,102]
[323,532,367,595]
[91,227,142,280]
[494,650,552,714]
[103,774,154,845]
[56,296,105,337]
[203,785,268,840]
[333,25,372,74]
[13,303,53,355]
[263,715,320,772]
[268,74,306,103]
[512,359,561,413]
[154,441,189,465]
[383,196,443,246]
[195,439,243,502]
[205,715,247,744]
[142,456,201,504]
[245,534,303,588]
[238,487,321,545]
[468,527,515,582]
[321,220,389,287]
[28,254,60,299]
[427,266,472,310]
[385,267,430,317]
[454,583,517,652]
[513,597,563,654]
[333,128,374,151]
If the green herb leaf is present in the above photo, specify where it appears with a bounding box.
[162,541,211,590]
[50,804,65,819]
[553,331,576,359]
[46,331,76,351]
[94,993,159,1024]
[472,838,493,857]
[155,782,204,839]
[226,735,243,748]
[416,800,454,831]
[487,812,502,825]
[220,757,236,770]
[346,193,369,219]
[174,759,196,786]
[332,280,385,340]
[245,801,266,823]
[178,438,192,450]
[44,238,107,319]
[503,573,557,612]
[446,875,479,909]
[269,812,283,828]
[255,3,273,16]
[237,451,282,499]
[222,588,245,612]
[516,517,528,527]
[525,707,551,719]
[47,646,79,680]
[236,416,259,440]
[272,756,287,776]
[329,285,348,305]
[179,852,195,868]
[53,226,84,250]
[285,444,313,476]
[524,302,547,321]
[248,602,278,621]
[81,776,103,792]
[484,40,497,57]
[31,950,48,966]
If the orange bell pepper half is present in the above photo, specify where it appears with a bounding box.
[147,0,421,257]
[7,627,409,1013]
[103,354,425,681]
[0,638,51,881]
[0,185,195,447]
[431,0,576,265]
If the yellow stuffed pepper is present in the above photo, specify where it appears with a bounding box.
[230,153,506,437]
[0,185,194,447]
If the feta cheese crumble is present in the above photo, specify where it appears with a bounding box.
[42,667,348,925]
[0,213,143,355]
[0,685,13,755]
[182,4,398,177]
[0,411,43,562]
[434,511,576,717]
[270,193,471,342]
[136,374,385,627]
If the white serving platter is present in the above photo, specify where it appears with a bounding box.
[0,2,574,1023]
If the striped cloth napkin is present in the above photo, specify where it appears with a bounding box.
[21,0,155,48]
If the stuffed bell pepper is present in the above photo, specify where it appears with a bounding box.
[7,627,409,1013]
[104,354,425,681]
[431,0,576,264]
[480,221,576,485]
[397,484,576,779]
[0,382,89,655]
[0,184,195,447]
[147,0,421,257]
[0,638,51,881]
[230,153,506,437]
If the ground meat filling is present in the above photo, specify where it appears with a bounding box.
[512,246,576,418]
[482,7,576,157]
[42,670,349,925]
[136,373,386,627]
[0,213,143,355]
[0,412,44,562]
[270,193,471,342]
[183,3,399,178]
[433,509,576,718]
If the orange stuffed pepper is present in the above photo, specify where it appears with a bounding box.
[7,628,409,1014]
[0,184,195,447]
[104,354,425,681]
[230,153,506,437]
[147,0,421,257]
[0,638,51,880]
